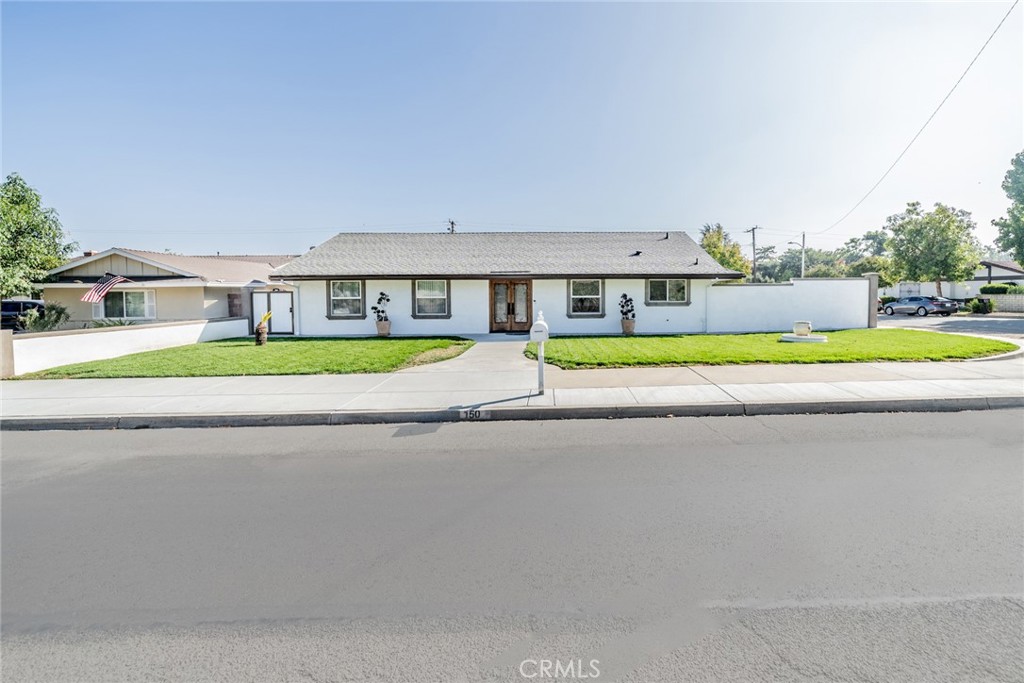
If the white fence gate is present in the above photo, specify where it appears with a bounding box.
[252,292,294,334]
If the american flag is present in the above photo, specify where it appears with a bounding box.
[80,273,131,303]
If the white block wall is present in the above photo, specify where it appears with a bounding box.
[990,294,1024,312]
[706,279,869,333]
[11,318,249,376]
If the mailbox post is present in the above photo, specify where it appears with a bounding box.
[529,311,550,395]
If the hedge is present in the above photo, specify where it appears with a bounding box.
[979,283,1024,294]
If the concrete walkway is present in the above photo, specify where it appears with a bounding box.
[2,335,1022,429]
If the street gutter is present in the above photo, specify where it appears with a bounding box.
[3,395,1022,431]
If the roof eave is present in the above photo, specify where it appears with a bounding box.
[270,272,742,280]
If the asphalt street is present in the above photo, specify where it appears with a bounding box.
[2,412,1022,682]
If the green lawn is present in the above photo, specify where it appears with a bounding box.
[21,337,475,379]
[525,329,1017,369]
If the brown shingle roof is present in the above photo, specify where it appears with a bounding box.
[116,249,294,283]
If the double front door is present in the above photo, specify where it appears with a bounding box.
[490,280,531,332]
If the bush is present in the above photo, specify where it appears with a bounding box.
[880,296,897,305]
[979,283,1024,294]
[21,304,70,332]
[967,298,997,314]
[979,284,1010,294]
[91,318,137,328]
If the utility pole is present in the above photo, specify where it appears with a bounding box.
[448,219,457,234]
[788,232,806,278]
[744,225,760,282]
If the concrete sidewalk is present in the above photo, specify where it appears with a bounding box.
[2,337,1022,429]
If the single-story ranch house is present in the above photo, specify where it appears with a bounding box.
[41,248,295,332]
[271,231,872,335]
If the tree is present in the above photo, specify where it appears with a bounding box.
[860,230,889,257]
[0,173,76,298]
[838,230,889,263]
[753,245,780,282]
[700,223,751,276]
[886,202,981,297]
[804,262,847,278]
[845,254,895,288]
[993,150,1024,264]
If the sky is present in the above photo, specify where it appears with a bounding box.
[2,1,1022,259]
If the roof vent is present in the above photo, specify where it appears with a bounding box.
[83,250,97,257]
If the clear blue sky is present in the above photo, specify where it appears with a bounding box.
[3,1,1021,257]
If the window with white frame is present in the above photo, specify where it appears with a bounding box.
[568,279,603,316]
[646,279,689,305]
[328,280,364,317]
[92,290,156,320]
[413,280,449,317]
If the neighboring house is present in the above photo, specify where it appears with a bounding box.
[271,231,747,336]
[880,260,1024,299]
[40,248,296,331]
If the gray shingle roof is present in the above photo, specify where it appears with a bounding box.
[273,231,741,279]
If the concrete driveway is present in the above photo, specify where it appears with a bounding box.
[878,314,1024,339]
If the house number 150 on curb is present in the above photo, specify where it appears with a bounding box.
[460,409,489,420]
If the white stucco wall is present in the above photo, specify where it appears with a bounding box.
[879,281,974,299]
[11,318,249,376]
[294,279,490,336]
[706,278,869,333]
[531,278,711,335]
[879,266,1024,299]
[291,277,871,336]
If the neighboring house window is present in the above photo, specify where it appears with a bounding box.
[567,279,604,317]
[412,279,450,318]
[92,290,156,320]
[327,280,365,318]
[646,279,689,305]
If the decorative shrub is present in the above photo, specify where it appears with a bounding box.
[880,296,897,305]
[371,292,390,322]
[22,304,70,332]
[91,318,138,328]
[619,294,635,320]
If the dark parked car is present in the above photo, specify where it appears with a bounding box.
[1,299,45,330]
[882,295,957,317]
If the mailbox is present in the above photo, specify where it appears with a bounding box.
[530,313,549,343]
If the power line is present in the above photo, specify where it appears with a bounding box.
[814,0,1020,235]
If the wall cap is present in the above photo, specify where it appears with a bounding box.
[13,317,247,340]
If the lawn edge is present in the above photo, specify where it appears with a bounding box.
[523,329,1019,370]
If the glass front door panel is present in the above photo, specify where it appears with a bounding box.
[514,284,528,323]
[493,284,508,324]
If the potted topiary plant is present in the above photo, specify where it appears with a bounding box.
[255,311,272,345]
[619,293,636,335]
[371,291,391,336]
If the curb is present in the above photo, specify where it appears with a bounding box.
[3,395,1022,431]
